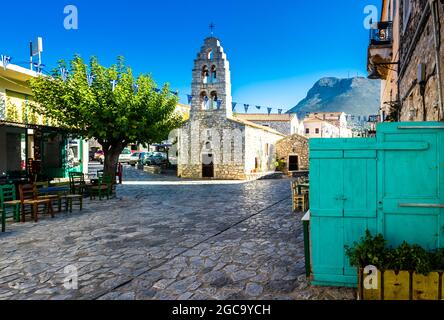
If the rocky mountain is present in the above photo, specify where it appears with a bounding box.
[287,77,381,117]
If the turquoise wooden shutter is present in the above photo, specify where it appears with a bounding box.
[378,123,444,250]
[343,150,377,218]
[310,151,343,217]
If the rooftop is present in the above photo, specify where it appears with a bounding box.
[235,113,296,122]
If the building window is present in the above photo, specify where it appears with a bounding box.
[315,128,320,134]
[265,143,269,156]
[208,49,213,60]
[305,128,310,134]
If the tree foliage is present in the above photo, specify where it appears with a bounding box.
[29,55,183,177]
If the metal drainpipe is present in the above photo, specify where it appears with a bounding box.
[429,0,444,120]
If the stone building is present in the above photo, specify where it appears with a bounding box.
[177,37,285,180]
[275,134,309,175]
[235,113,304,136]
[368,0,444,121]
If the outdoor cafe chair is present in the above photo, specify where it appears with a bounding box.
[89,174,114,201]
[19,184,55,223]
[36,181,61,212]
[0,185,21,232]
[69,172,87,195]
[55,179,83,212]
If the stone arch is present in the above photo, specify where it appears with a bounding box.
[202,66,209,84]
[207,49,213,60]
[200,91,209,110]
[210,91,218,109]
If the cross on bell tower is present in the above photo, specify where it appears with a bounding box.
[209,23,215,35]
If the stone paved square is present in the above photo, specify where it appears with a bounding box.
[0,166,355,300]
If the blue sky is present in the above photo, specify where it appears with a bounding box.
[0,0,380,112]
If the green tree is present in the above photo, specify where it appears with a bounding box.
[30,56,182,179]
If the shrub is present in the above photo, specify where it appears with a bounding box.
[345,230,387,270]
[385,242,433,275]
[346,230,440,275]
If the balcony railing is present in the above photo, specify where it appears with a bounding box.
[369,21,393,46]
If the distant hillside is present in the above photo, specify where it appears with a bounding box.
[287,77,380,117]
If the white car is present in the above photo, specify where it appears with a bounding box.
[119,149,132,164]
[129,152,142,166]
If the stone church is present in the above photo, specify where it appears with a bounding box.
[177,37,287,180]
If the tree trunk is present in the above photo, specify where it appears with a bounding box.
[102,145,124,183]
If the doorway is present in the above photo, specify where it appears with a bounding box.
[288,155,299,171]
[202,153,214,178]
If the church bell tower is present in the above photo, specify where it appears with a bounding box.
[190,36,233,119]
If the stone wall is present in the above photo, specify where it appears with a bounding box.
[178,114,246,180]
[275,134,309,175]
[399,0,444,121]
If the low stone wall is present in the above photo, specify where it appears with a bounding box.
[214,164,246,180]
[178,164,246,180]
[143,166,162,174]
[178,164,282,181]
[178,164,201,178]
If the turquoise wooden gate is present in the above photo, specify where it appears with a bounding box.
[309,122,444,287]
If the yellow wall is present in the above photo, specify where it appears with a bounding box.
[0,77,49,125]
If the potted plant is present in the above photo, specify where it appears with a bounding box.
[346,230,444,300]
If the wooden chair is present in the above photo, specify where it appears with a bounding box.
[0,185,21,232]
[65,194,83,212]
[292,180,309,212]
[19,184,54,222]
[89,174,113,200]
[60,180,83,213]
[69,172,86,195]
[36,181,61,212]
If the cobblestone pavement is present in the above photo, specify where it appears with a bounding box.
[0,165,355,300]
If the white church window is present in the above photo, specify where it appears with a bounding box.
[208,49,213,60]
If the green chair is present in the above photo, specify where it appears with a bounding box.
[0,185,21,232]
[69,172,86,195]
[89,174,114,200]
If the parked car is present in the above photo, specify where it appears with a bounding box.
[143,152,168,166]
[118,148,133,164]
[129,152,143,166]
[94,150,104,162]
